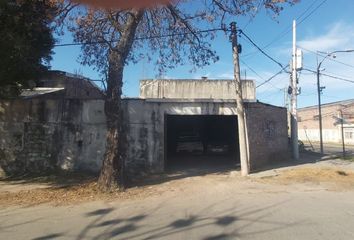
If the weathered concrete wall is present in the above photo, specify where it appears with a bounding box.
[123,99,238,175]
[0,99,106,175]
[123,99,288,174]
[140,79,256,101]
[245,102,289,170]
[1,98,288,177]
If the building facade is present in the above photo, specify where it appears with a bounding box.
[298,99,354,145]
[0,75,289,177]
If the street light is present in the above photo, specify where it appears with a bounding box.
[316,49,354,154]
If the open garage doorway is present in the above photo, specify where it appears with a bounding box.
[165,115,240,174]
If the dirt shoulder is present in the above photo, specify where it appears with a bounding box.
[255,167,354,191]
[1,157,354,207]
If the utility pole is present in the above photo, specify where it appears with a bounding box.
[316,55,324,154]
[230,22,249,176]
[340,110,346,157]
[290,20,299,160]
[316,49,354,155]
[283,87,289,108]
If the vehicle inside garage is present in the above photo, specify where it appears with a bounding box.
[165,115,240,172]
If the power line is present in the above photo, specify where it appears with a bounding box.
[54,27,227,47]
[295,0,321,23]
[239,30,286,69]
[319,72,354,84]
[239,59,264,81]
[321,70,354,82]
[256,65,289,88]
[237,31,291,90]
[241,1,262,31]
[242,0,327,58]
[297,0,328,26]
[262,0,324,50]
[299,46,354,70]
[240,59,284,90]
[302,68,354,84]
[258,88,283,100]
[264,0,327,49]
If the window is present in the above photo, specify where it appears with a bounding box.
[345,131,354,139]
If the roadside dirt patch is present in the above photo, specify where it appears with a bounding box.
[258,167,354,190]
[0,179,169,207]
[0,170,245,207]
[0,172,174,207]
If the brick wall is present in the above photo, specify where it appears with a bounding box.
[245,102,289,170]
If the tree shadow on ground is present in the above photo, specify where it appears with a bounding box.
[29,199,304,240]
[128,154,241,188]
[250,151,331,174]
[0,170,97,189]
[32,233,64,240]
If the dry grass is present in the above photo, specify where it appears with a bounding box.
[343,155,354,162]
[259,167,354,190]
[0,176,164,207]
[2,166,354,207]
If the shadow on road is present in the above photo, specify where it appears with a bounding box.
[127,155,240,188]
[29,199,302,240]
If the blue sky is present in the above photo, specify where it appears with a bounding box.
[51,0,354,108]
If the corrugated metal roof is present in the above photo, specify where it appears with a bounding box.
[20,88,64,98]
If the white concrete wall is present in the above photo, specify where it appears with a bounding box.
[298,127,354,144]
[140,79,256,101]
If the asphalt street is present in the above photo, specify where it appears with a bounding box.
[1,171,354,240]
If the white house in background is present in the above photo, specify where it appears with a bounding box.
[298,99,354,145]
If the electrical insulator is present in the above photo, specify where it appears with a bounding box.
[238,44,242,53]
[288,86,292,95]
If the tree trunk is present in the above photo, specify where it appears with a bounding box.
[98,9,144,192]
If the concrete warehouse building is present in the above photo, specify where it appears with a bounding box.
[0,73,288,177]
[298,99,354,145]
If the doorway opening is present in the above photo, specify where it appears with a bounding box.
[165,115,240,173]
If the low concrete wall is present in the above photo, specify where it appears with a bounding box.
[298,128,354,145]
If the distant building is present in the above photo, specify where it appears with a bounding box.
[298,99,354,145]
[20,70,104,99]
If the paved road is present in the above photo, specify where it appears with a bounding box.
[1,172,354,240]
[304,142,354,156]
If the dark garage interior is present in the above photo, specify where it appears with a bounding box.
[165,115,240,172]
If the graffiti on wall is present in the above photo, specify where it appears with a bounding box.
[263,120,276,139]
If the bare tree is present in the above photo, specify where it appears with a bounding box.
[57,0,296,191]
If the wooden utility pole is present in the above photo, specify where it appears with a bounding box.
[290,20,299,160]
[340,110,346,157]
[316,55,324,154]
[230,22,249,176]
